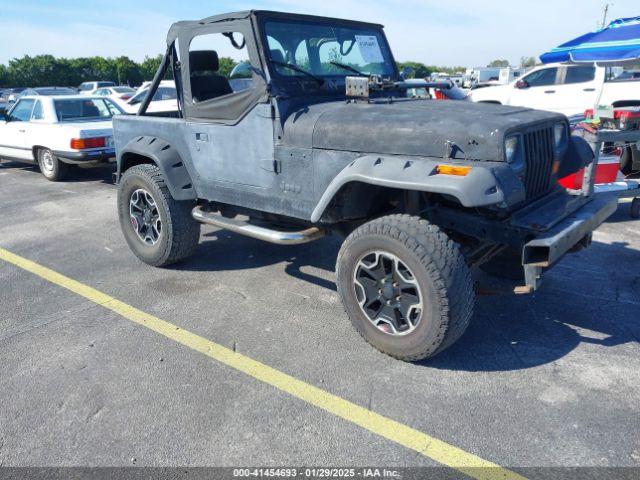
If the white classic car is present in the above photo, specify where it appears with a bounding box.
[0,95,123,181]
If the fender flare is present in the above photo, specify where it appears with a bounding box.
[117,135,196,201]
[310,155,519,223]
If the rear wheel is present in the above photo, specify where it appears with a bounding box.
[336,214,474,361]
[37,148,69,181]
[117,164,200,267]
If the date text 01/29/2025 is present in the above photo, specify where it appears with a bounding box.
[232,468,401,478]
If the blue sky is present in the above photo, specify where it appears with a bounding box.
[0,0,637,67]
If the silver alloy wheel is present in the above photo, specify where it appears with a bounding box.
[41,150,55,173]
[129,188,162,245]
[353,251,423,336]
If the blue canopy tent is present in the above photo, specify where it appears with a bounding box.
[540,16,640,64]
[540,17,640,217]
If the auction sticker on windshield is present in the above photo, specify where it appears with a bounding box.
[355,35,384,64]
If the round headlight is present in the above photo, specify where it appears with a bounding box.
[505,135,519,163]
[554,122,568,152]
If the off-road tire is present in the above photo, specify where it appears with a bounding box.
[37,148,69,182]
[118,164,200,267]
[336,214,474,361]
[480,248,525,280]
[631,198,640,219]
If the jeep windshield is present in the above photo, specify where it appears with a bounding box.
[264,20,396,79]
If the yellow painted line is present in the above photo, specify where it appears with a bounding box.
[0,246,525,480]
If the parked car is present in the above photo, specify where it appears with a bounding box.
[468,63,640,116]
[120,82,177,114]
[404,80,467,100]
[136,81,153,92]
[17,87,77,97]
[3,87,27,103]
[613,70,640,81]
[78,81,116,95]
[0,95,122,181]
[112,10,615,362]
[0,90,10,114]
[93,86,137,101]
[6,87,78,111]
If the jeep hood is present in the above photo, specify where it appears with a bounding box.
[282,99,565,161]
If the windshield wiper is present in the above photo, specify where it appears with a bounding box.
[272,61,324,85]
[330,61,365,76]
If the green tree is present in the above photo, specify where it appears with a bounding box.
[67,57,109,86]
[396,62,466,79]
[7,56,44,86]
[140,54,164,81]
[487,59,510,68]
[520,56,537,68]
[113,56,142,86]
[218,57,238,78]
[0,64,8,87]
[92,57,117,83]
[397,61,432,79]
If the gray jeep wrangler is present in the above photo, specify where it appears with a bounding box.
[113,10,616,361]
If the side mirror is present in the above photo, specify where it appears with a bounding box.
[515,80,529,89]
[230,62,254,79]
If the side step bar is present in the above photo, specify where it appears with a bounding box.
[192,206,326,246]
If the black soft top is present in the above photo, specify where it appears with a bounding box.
[166,10,384,45]
[164,10,388,122]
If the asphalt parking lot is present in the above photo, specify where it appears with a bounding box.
[0,161,639,478]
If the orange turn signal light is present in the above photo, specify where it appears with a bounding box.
[436,165,472,176]
[552,160,561,175]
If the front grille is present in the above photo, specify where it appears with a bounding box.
[523,127,555,199]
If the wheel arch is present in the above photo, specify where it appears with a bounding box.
[117,135,196,201]
[310,155,507,223]
[31,145,48,161]
[318,181,423,225]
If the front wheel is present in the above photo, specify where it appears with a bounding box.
[117,164,200,267]
[336,214,474,361]
[38,148,69,181]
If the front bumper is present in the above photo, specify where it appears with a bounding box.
[520,193,618,292]
[53,149,116,165]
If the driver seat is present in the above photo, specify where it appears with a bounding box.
[189,50,233,102]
